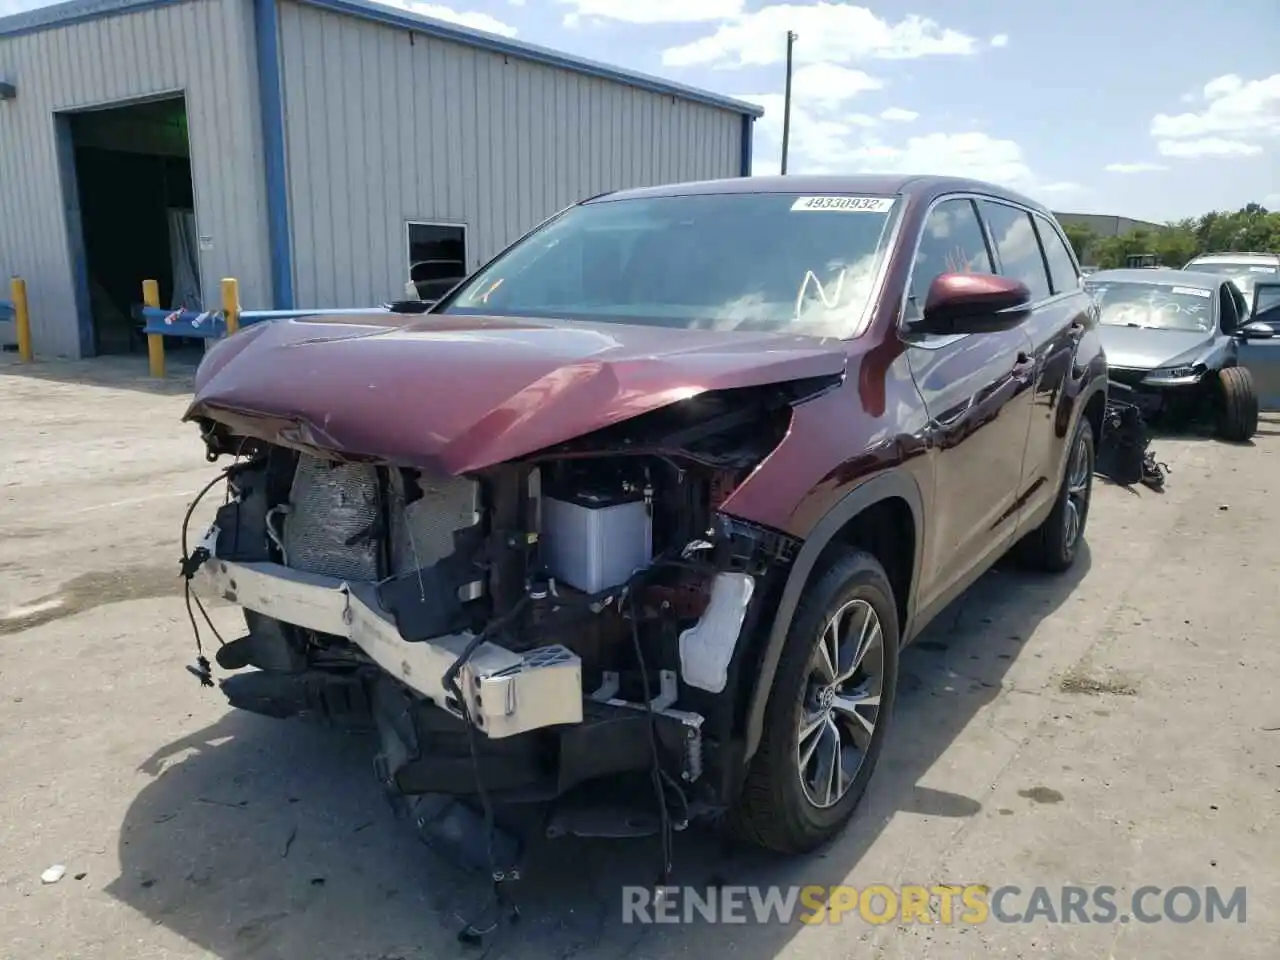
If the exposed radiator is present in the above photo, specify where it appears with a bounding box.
[281,457,382,581]
[280,455,479,583]
[387,469,479,575]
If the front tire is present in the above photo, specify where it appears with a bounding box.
[1215,366,1258,442]
[731,549,900,854]
[1018,414,1094,573]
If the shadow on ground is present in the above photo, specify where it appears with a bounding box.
[107,546,1091,960]
[1253,413,1280,438]
[1144,411,1280,447]
[0,353,198,396]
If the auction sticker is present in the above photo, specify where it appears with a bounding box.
[1171,286,1212,297]
[791,196,895,213]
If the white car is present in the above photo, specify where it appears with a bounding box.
[1182,252,1280,296]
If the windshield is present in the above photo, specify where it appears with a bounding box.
[438,193,898,338]
[1086,280,1216,332]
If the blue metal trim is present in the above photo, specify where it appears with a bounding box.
[139,304,386,337]
[2,0,763,119]
[140,305,225,338]
[740,114,754,177]
[254,0,294,309]
[240,307,380,322]
[0,301,12,319]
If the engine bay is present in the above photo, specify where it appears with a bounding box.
[174,382,834,931]
[186,383,818,802]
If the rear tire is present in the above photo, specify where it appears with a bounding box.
[731,549,899,854]
[1017,415,1094,573]
[1215,366,1258,442]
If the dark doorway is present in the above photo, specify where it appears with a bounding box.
[407,222,467,301]
[64,97,200,356]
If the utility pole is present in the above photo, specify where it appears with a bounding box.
[780,30,797,175]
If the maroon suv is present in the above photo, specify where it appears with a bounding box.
[181,175,1106,873]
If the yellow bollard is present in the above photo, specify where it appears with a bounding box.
[143,279,164,378]
[221,278,240,335]
[11,276,32,363]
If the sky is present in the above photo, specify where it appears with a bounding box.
[2,0,1277,222]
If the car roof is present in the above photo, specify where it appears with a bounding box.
[1086,268,1226,288]
[590,174,1049,211]
[1185,252,1280,265]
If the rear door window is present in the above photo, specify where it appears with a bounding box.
[978,201,1052,302]
[1034,215,1081,295]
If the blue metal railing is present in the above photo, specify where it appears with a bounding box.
[0,300,12,321]
[135,305,390,339]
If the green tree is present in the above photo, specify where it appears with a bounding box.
[1061,223,1097,263]
[1079,203,1279,269]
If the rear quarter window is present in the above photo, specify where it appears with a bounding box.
[1033,215,1081,295]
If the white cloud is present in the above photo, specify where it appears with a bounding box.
[847,131,1035,186]
[1104,161,1170,174]
[752,124,1078,202]
[1157,138,1264,158]
[990,33,1009,48]
[880,107,919,122]
[560,0,740,26]
[663,3,977,69]
[388,2,520,37]
[737,61,886,172]
[790,62,883,105]
[1150,73,1280,154]
[742,95,877,170]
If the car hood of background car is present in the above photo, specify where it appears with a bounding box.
[185,312,850,474]
[1097,325,1215,370]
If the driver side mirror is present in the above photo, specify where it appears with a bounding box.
[914,272,1033,334]
[1239,321,1276,340]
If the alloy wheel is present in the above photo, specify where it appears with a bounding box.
[796,598,885,809]
[1063,429,1092,550]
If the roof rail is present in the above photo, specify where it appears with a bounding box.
[1192,251,1280,258]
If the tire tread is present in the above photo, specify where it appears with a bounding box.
[1216,366,1258,442]
[731,550,898,854]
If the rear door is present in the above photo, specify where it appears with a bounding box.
[976,200,1091,521]
[902,196,1036,611]
[1240,281,1280,411]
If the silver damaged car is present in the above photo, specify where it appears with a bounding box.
[1084,268,1279,442]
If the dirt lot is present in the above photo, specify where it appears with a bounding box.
[2,354,1278,960]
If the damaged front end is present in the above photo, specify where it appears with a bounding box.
[181,375,834,870]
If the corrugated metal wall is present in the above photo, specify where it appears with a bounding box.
[0,0,269,357]
[277,1,744,309]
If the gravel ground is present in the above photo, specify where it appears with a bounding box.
[2,354,1278,960]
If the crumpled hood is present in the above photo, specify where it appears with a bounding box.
[186,312,848,474]
[1098,325,1214,370]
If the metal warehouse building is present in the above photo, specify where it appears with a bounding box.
[0,0,760,358]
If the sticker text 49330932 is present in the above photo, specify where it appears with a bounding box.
[791,196,896,214]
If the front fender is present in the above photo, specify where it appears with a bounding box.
[738,470,925,772]
[1055,324,1108,440]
